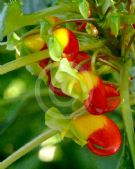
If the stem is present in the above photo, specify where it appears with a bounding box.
[4,4,79,36]
[0,50,49,75]
[70,106,86,119]
[91,48,121,73]
[53,18,96,30]
[130,95,135,105]
[120,60,135,169]
[0,129,58,169]
[0,45,121,75]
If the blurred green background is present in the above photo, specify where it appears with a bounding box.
[0,0,133,169]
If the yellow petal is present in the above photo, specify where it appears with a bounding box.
[23,33,45,51]
[72,113,107,140]
[53,28,69,49]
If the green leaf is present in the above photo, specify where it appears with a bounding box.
[6,32,20,51]
[0,2,8,41]
[103,11,120,37]
[79,0,89,19]
[4,1,23,36]
[94,0,114,14]
[94,0,103,6]
[48,36,63,61]
[101,0,114,14]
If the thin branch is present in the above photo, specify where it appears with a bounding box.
[0,129,58,169]
[0,50,49,75]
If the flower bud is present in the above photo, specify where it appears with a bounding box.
[53,28,79,61]
[72,113,121,156]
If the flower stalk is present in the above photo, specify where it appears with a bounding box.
[0,50,49,75]
[0,129,58,169]
[120,59,135,168]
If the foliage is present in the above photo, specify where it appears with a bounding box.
[0,0,135,169]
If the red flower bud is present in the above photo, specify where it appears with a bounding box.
[84,80,120,115]
[87,116,121,156]
[72,113,121,156]
[53,28,79,61]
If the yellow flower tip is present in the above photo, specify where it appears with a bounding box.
[53,28,69,49]
[72,113,107,140]
[23,33,45,51]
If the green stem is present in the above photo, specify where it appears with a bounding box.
[0,50,49,75]
[120,59,135,169]
[0,44,121,75]
[4,4,79,36]
[0,129,58,169]
[130,95,135,105]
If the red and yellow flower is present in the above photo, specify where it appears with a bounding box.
[53,28,79,61]
[72,112,121,156]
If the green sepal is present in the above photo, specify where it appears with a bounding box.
[50,58,89,101]
[40,20,51,42]
[45,107,87,146]
[3,1,23,36]
[48,35,63,61]
[0,2,8,41]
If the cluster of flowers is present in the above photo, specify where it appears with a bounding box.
[17,19,121,156]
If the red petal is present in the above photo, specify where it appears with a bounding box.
[63,29,79,61]
[104,83,120,112]
[84,78,107,115]
[87,117,121,156]
[104,83,119,97]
